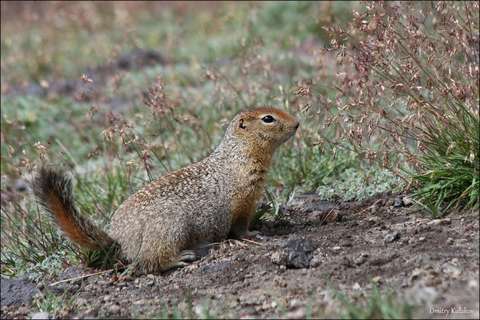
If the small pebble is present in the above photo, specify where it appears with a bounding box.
[289,299,300,308]
[384,231,400,243]
[271,251,286,265]
[354,253,369,265]
[145,280,155,286]
[402,196,413,206]
[15,179,28,192]
[108,304,121,314]
[393,197,403,208]
[427,218,451,226]
[372,276,382,284]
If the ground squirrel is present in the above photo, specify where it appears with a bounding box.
[33,107,299,273]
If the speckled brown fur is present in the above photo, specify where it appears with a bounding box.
[33,107,299,273]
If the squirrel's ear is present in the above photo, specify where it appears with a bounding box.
[239,118,247,129]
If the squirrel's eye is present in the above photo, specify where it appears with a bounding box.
[261,115,276,123]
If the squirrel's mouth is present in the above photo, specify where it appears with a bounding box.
[281,127,298,143]
[290,122,300,136]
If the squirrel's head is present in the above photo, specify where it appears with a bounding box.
[226,107,299,152]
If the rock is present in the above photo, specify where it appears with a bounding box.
[418,236,426,242]
[384,231,400,243]
[271,251,287,265]
[369,203,380,214]
[372,276,382,284]
[393,197,403,208]
[402,196,413,206]
[446,238,454,245]
[31,312,49,320]
[354,253,369,266]
[14,179,29,192]
[272,238,316,269]
[1,277,40,306]
[145,279,155,287]
[442,262,461,278]
[309,248,326,268]
[289,299,301,308]
[368,216,380,224]
[427,218,451,226]
[332,246,342,252]
[107,303,121,314]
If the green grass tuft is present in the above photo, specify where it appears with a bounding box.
[411,103,479,217]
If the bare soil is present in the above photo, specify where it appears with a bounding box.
[2,48,166,102]
[1,193,479,319]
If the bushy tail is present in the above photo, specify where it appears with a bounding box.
[32,167,115,251]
